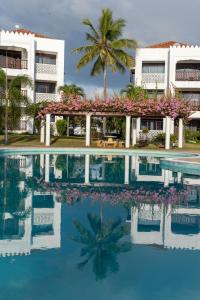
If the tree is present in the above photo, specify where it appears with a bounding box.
[0,69,32,144]
[120,84,148,100]
[72,213,132,280]
[58,84,85,101]
[26,101,49,133]
[72,8,137,99]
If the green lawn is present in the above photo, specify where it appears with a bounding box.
[0,134,200,153]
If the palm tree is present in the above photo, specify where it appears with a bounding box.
[0,69,32,144]
[72,8,137,99]
[72,213,132,280]
[120,84,148,100]
[58,84,85,101]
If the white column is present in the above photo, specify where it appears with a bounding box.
[170,118,174,134]
[136,117,141,139]
[45,154,50,182]
[177,172,182,183]
[45,114,51,146]
[125,116,131,148]
[178,118,183,148]
[40,154,45,176]
[132,118,137,146]
[85,154,90,184]
[164,169,170,187]
[40,120,45,143]
[103,117,106,135]
[165,116,171,150]
[124,155,130,184]
[86,114,91,147]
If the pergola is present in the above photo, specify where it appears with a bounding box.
[38,97,190,150]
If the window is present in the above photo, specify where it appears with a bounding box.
[36,53,56,65]
[141,119,163,130]
[0,49,21,59]
[142,63,165,73]
[181,91,200,101]
[147,90,164,99]
[35,82,56,93]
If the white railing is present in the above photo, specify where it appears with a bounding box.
[36,63,56,74]
[33,213,54,225]
[35,93,57,102]
[142,73,165,84]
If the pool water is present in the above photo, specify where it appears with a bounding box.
[0,153,200,300]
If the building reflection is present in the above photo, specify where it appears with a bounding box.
[0,152,200,258]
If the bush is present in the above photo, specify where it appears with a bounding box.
[56,119,67,136]
[185,129,200,143]
[152,133,165,145]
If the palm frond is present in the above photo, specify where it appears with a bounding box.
[72,45,96,54]
[9,75,33,90]
[0,69,6,89]
[82,18,99,39]
[110,38,137,49]
[76,49,98,71]
[90,56,103,76]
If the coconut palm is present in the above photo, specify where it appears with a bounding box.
[58,84,85,100]
[120,84,148,100]
[72,8,137,99]
[0,69,32,144]
[72,213,132,280]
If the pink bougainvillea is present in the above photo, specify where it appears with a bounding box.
[38,96,192,119]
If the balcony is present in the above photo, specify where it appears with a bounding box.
[176,70,200,81]
[35,93,57,103]
[36,63,56,74]
[142,73,165,84]
[0,55,28,69]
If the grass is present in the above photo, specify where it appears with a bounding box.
[0,134,200,153]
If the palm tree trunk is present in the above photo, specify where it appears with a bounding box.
[103,63,107,100]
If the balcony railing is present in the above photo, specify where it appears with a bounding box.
[176,70,200,81]
[35,93,57,103]
[0,55,28,69]
[36,63,56,74]
[142,73,165,84]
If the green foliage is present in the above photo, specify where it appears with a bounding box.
[120,84,148,100]
[185,129,200,143]
[0,69,33,142]
[73,8,137,98]
[58,84,85,101]
[56,119,67,136]
[142,127,149,134]
[152,133,165,145]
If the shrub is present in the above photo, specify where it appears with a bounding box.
[152,133,165,145]
[185,129,200,143]
[56,119,67,136]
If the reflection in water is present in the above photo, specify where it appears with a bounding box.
[0,153,200,264]
[72,214,131,280]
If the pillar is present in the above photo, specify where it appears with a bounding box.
[136,117,141,139]
[165,116,171,150]
[86,114,91,147]
[125,116,131,148]
[124,155,130,184]
[132,118,137,146]
[85,154,90,184]
[103,117,106,135]
[164,169,170,187]
[178,118,183,148]
[40,154,45,176]
[45,154,50,182]
[45,114,51,146]
[40,120,45,143]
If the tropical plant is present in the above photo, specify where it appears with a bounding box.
[72,213,132,280]
[26,101,49,133]
[58,84,85,101]
[120,84,148,100]
[0,69,33,144]
[72,8,137,99]
[56,119,67,136]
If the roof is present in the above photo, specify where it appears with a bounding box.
[11,28,49,38]
[146,41,189,48]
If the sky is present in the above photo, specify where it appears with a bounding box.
[1,0,200,97]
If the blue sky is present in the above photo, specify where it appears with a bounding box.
[1,0,200,96]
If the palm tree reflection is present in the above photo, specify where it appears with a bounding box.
[72,213,132,280]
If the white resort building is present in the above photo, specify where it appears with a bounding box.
[131,41,200,131]
[0,27,65,132]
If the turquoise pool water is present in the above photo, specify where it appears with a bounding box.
[0,152,200,300]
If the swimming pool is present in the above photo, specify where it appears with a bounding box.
[0,150,199,300]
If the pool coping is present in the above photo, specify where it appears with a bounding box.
[0,146,199,158]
